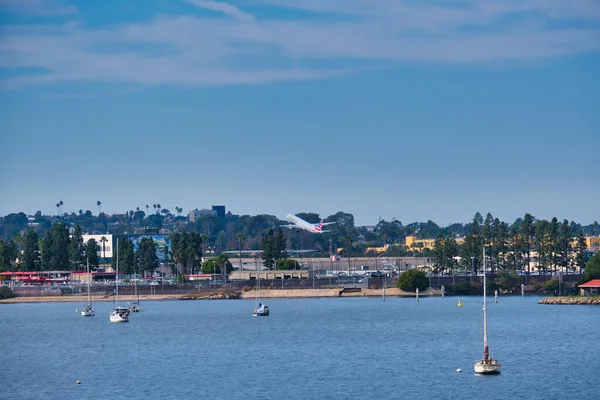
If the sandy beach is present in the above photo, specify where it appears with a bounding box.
[0,287,439,303]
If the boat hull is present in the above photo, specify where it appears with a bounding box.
[474,361,501,375]
[81,310,95,317]
[252,311,269,317]
[110,310,129,323]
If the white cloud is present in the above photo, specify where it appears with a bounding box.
[0,0,599,88]
[185,0,255,22]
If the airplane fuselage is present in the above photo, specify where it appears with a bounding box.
[285,214,326,233]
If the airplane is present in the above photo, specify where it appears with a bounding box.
[282,214,336,233]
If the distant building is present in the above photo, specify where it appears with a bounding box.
[189,208,216,222]
[212,205,226,219]
[81,234,113,268]
[405,235,465,251]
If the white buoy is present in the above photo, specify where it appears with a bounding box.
[456,368,462,373]
[521,283,525,297]
[416,287,419,302]
[494,289,498,303]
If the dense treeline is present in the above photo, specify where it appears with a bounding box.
[431,212,591,276]
[0,208,598,274]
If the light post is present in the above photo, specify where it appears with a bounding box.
[471,256,475,282]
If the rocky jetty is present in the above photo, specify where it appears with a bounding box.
[180,291,241,300]
[539,296,600,305]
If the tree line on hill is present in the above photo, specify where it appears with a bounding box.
[0,209,598,275]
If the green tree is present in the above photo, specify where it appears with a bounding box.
[84,239,99,269]
[396,269,429,292]
[201,255,233,275]
[520,213,535,274]
[276,258,300,270]
[135,237,159,275]
[260,228,286,270]
[113,238,135,275]
[41,222,70,270]
[580,251,600,283]
[68,225,85,270]
[0,239,18,272]
[573,232,588,273]
[21,230,41,272]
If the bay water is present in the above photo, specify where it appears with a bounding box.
[1,296,598,400]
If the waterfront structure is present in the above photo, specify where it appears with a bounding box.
[578,279,600,296]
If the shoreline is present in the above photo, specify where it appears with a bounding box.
[0,287,441,303]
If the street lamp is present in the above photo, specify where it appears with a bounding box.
[471,257,475,282]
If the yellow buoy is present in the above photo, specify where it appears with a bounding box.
[75,308,78,313]
[458,301,462,307]
[76,381,81,384]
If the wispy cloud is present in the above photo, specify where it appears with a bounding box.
[1,0,599,88]
[185,0,255,22]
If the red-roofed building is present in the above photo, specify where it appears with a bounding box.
[578,279,600,295]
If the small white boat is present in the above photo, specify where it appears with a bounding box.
[252,268,269,317]
[81,304,95,317]
[128,300,141,313]
[110,240,130,323]
[252,302,269,317]
[110,306,130,323]
[127,279,141,312]
[81,259,95,317]
[474,247,501,375]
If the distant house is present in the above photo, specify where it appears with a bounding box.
[578,279,600,296]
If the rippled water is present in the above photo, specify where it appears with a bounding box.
[1,296,598,400]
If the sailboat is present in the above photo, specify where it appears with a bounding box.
[474,247,501,374]
[110,240,130,323]
[252,265,269,317]
[81,258,95,317]
[128,279,141,312]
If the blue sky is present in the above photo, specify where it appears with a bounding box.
[1,0,599,226]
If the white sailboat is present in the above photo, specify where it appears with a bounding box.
[252,266,269,317]
[474,247,501,374]
[110,240,130,323]
[81,258,95,317]
[128,279,141,312]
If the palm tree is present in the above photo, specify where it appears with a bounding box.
[236,233,245,271]
[100,236,108,259]
[145,205,149,215]
[56,203,60,216]
[344,235,352,275]
[157,204,161,215]
[59,200,64,215]
[97,201,102,215]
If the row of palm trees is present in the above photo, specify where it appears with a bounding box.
[53,201,187,218]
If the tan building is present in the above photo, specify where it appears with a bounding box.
[405,235,465,251]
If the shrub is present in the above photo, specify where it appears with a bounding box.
[0,285,15,299]
[396,269,429,292]
[275,259,300,270]
[451,281,472,295]
[242,286,251,292]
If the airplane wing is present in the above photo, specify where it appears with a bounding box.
[280,224,300,229]
[320,222,336,226]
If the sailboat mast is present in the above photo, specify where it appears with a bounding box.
[87,258,91,304]
[116,238,119,302]
[483,246,488,350]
